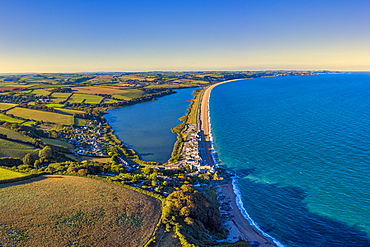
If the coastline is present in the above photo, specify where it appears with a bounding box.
[199,80,279,247]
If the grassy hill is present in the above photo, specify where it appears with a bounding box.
[0,175,161,247]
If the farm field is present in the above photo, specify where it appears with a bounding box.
[0,138,37,158]
[50,92,72,103]
[71,86,125,95]
[0,168,26,180]
[68,93,103,104]
[0,114,24,124]
[56,108,84,115]
[45,103,64,108]
[146,83,196,88]
[21,121,37,127]
[112,88,145,100]
[28,84,75,89]
[41,137,75,149]
[0,175,161,247]
[103,98,121,104]
[75,118,88,126]
[0,103,17,110]
[0,126,33,142]
[7,107,74,125]
[30,89,51,96]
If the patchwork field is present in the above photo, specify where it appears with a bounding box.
[0,103,17,111]
[56,108,85,115]
[71,86,126,95]
[41,137,74,149]
[0,114,24,124]
[112,88,145,100]
[75,118,88,126]
[50,92,72,103]
[0,168,26,180]
[7,108,74,125]
[0,175,161,247]
[45,104,64,108]
[0,127,33,142]
[30,89,51,96]
[68,94,103,104]
[0,138,37,158]
[146,83,196,88]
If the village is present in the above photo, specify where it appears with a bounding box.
[59,119,106,157]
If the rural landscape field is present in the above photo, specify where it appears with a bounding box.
[0,71,263,247]
[0,175,161,246]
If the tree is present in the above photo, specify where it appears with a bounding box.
[38,146,53,160]
[23,153,35,167]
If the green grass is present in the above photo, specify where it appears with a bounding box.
[7,107,74,125]
[45,104,64,108]
[75,118,88,126]
[0,114,24,124]
[0,138,37,158]
[0,103,17,110]
[22,121,37,127]
[56,108,85,115]
[41,137,74,149]
[0,168,26,180]
[30,89,51,96]
[68,94,103,104]
[112,88,145,100]
[50,92,72,103]
[103,98,121,104]
[28,84,75,89]
[0,126,32,142]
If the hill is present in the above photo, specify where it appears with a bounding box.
[0,175,161,247]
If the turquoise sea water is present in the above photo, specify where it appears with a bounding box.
[210,73,370,247]
[105,88,196,163]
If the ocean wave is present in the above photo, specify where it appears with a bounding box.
[208,83,284,247]
[232,178,284,247]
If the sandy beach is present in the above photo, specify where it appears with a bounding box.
[199,81,277,247]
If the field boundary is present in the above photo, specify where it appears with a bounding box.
[0,170,42,184]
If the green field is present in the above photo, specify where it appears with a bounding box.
[30,89,51,96]
[50,92,72,103]
[103,98,121,104]
[0,138,37,158]
[28,84,75,89]
[7,107,74,125]
[0,167,26,180]
[68,94,103,104]
[56,108,85,115]
[0,114,24,124]
[41,137,74,149]
[112,88,145,100]
[0,103,17,110]
[45,103,64,108]
[0,175,161,246]
[75,118,88,126]
[0,126,32,142]
[22,121,37,127]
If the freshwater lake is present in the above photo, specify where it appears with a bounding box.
[105,88,196,163]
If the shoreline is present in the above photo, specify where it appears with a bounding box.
[199,80,279,247]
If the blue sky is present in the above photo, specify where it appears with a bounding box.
[1,0,369,72]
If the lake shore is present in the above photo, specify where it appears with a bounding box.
[199,80,277,247]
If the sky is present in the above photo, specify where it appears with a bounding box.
[1,0,370,73]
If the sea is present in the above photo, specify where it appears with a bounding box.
[105,88,196,163]
[209,73,370,247]
[105,73,370,246]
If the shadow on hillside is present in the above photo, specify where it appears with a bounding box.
[0,175,64,189]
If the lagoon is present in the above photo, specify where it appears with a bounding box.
[105,88,196,163]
